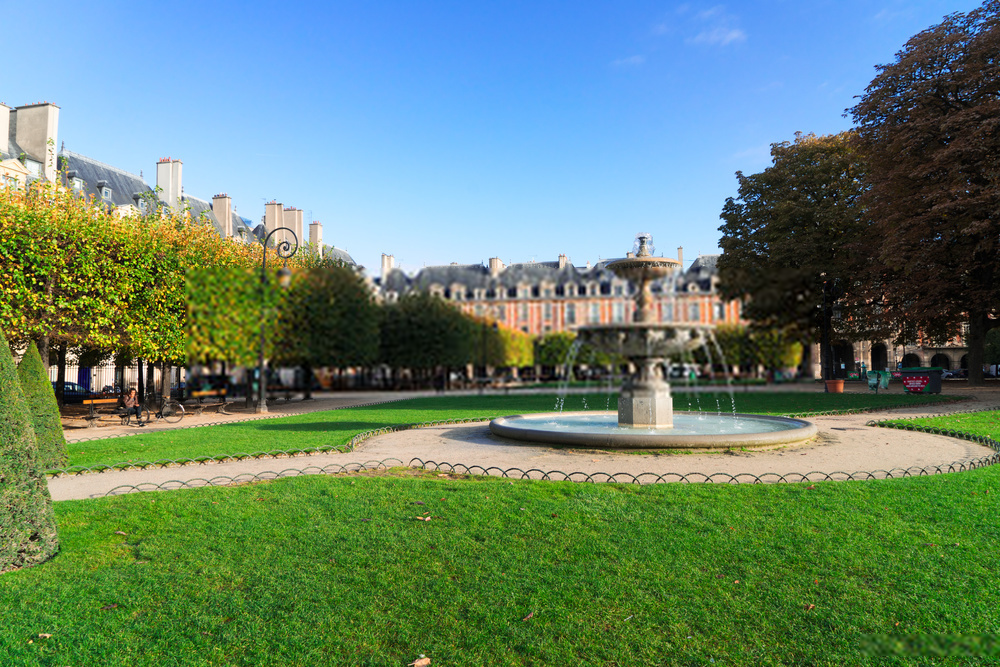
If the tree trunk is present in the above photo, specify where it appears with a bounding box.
[55,343,67,406]
[302,363,313,400]
[799,340,814,380]
[36,336,49,371]
[967,310,988,386]
[137,359,145,403]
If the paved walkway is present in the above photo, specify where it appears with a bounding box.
[48,385,1000,500]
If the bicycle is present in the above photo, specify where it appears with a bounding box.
[122,395,185,426]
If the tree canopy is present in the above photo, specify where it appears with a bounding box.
[717,132,866,378]
[849,0,1000,383]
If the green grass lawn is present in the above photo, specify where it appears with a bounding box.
[60,392,956,472]
[881,410,1000,441]
[2,467,998,666]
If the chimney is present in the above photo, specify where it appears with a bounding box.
[558,254,568,269]
[282,206,304,248]
[677,246,684,266]
[488,257,505,277]
[309,220,323,253]
[626,252,635,258]
[12,102,60,181]
[212,193,232,237]
[156,158,183,211]
[381,253,395,280]
[0,103,10,156]
[264,200,283,236]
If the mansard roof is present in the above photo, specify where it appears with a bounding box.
[59,150,154,210]
[378,253,721,296]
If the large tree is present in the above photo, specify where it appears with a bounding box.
[850,0,1000,385]
[717,132,867,380]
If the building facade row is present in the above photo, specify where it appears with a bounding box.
[375,249,742,336]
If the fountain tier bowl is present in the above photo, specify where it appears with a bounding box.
[490,411,817,449]
[576,323,712,358]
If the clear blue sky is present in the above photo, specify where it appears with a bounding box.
[3,1,981,274]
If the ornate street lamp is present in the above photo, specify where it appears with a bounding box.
[252,227,298,413]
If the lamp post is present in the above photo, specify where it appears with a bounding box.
[253,226,298,413]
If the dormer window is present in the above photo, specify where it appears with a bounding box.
[138,198,147,213]
[97,180,111,200]
[72,178,84,190]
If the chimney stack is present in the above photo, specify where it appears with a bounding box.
[381,253,395,280]
[0,103,10,156]
[282,206,304,248]
[264,200,283,236]
[12,103,60,182]
[156,158,183,211]
[212,193,232,237]
[558,254,568,269]
[488,257,505,277]
[677,246,684,266]
[309,220,323,253]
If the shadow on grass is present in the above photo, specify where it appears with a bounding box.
[255,420,399,433]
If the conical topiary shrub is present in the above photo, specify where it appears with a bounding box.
[16,342,67,470]
[0,329,59,572]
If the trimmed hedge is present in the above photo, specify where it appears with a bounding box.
[16,342,67,469]
[0,330,58,572]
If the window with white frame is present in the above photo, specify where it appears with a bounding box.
[566,303,576,325]
[613,303,624,323]
[102,187,112,200]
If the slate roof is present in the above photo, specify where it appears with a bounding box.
[378,254,721,297]
[325,246,356,266]
[59,150,155,211]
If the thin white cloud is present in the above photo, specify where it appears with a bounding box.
[662,4,746,47]
[611,55,646,67]
[691,26,746,46]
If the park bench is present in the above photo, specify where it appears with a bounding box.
[188,389,231,416]
[81,397,126,427]
[266,384,295,404]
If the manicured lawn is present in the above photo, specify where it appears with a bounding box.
[882,410,1000,440]
[60,392,956,472]
[3,468,998,665]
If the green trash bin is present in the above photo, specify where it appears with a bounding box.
[899,367,943,394]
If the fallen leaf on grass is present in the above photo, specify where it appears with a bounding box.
[114,531,126,536]
[805,485,816,490]
[414,517,431,522]
[409,657,431,667]
[716,574,724,579]
[37,633,52,639]
[101,604,118,611]
[522,611,534,621]
[803,604,815,611]
[414,501,425,506]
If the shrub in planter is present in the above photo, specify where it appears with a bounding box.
[0,330,58,572]
[16,342,67,469]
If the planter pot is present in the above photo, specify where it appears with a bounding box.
[825,379,845,394]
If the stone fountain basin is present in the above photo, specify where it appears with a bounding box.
[577,323,714,358]
[490,411,818,449]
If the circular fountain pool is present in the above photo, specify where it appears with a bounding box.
[489,411,817,449]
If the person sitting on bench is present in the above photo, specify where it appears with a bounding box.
[123,388,144,427]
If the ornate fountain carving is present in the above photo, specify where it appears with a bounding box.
[576,233,711,428]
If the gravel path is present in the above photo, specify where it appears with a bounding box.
[47,387,1000,500]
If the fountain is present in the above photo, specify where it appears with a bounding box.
[489,234,817,449]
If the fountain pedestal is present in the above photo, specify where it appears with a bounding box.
[618,357,673,428]
[619,377,673,428]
